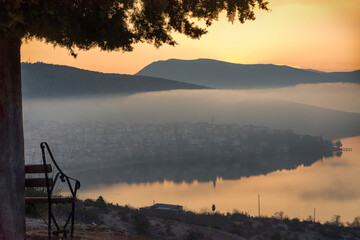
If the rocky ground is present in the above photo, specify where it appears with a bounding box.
[26,217,152,240]
[25,203,360,240]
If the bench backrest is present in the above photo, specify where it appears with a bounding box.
[25,164,54,189]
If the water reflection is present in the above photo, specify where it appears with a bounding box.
[78,136,360,222]
[73,152,333,187]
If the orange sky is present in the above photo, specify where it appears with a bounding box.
[21,0,360,74]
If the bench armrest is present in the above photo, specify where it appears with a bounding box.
[41,142,81,197]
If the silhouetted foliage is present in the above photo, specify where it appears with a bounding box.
[95,196,107,209]
[231,224,243,236]
[329,215,343,227]
[351,216,360,228]
[83,198,96,207]
[333,140,343,149]
[270,232,282,240]
[2,0,269,52]
[25,188,48,217]
[184,231,204,240]
[74,206,100,224]
[273,211,287,220]
[132,212,150,234]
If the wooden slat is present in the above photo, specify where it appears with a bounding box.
[25,178,54,188]
[25,197,76,204]
[25,164,52,174]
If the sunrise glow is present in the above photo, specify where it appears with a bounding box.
[21,0,360,74]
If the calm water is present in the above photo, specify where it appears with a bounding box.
[78,136,360,222]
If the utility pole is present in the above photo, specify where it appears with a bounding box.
[314,208,316,222]
[258,194,261,217]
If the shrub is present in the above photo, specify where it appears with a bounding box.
[270,232,282,240]
[25,188,48,218]
[351,216,360,228]
[165,224,174,236]
[184,231,203,240]
[273,211,288,220]
[95,196,107,209]
[132,212,150,234]
[231,224,243,236]
[211,224,220,229]
[83,198,95,207]
[76,207,100,224]
[330,215,343,227]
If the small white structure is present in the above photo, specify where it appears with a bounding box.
[140,203,183,212]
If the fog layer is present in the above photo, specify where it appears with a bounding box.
[23,83,360,139]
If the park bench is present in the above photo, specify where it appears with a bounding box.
[25,142,81,239]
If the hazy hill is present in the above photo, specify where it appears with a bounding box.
[21,62,208,98]
[136,59,360,88]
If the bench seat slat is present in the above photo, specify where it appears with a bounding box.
[25,164,52,173]
[25,197,76,204]
[25,178,54,188]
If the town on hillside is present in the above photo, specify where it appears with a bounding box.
[24,120,335,169]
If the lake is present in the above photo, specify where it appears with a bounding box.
[77,136,360,223]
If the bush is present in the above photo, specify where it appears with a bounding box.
[165,223,174,236]
[76,207,100,224]
[270,232,282,240]
[231,224,243,236]
[273,211,287,220]
[132,212,150,234]
[83,198,95,207]
[25,188,48,217]
[350,216,360,228]
[329,215,343,227]
[95,196,107,209]
[211,224,220,229]
[184,231,203,240]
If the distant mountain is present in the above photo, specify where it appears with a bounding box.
[21,62,209,99]
[136,59,360,88]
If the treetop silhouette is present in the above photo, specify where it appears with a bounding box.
[1,0,269,55]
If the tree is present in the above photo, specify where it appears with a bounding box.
[0,0,268,238]
[330,214,343,227]
[273,211,287,220]
[95,196,107,209]
[351,216,360,228]
[333,140,343,149]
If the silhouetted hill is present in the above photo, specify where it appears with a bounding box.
[328,70,360,82]
[136,59,360,88]
[21,62,209,98]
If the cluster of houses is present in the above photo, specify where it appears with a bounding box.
[23,120,333,168]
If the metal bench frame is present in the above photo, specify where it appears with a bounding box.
[25,142,81,239]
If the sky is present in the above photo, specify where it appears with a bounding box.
[21,0,360,74]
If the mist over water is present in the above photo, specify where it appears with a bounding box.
[24,83,360,139]
[243,83,360,113]
[23,82,360,222]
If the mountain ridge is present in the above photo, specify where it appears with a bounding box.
[136,58,360,89]
[21,62,209,99]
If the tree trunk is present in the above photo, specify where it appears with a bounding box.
[0,38,25,240]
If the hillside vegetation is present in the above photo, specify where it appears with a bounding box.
[26,196,360,240]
